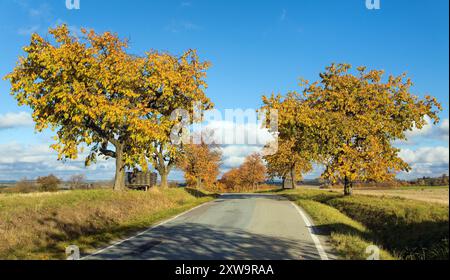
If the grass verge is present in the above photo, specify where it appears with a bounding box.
[283,190,394,259]
[0,188,215,260]
[279,188,449,260]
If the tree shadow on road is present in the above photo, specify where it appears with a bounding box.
[87,222,322,260]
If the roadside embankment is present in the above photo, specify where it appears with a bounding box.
[280,188,449,260]
[0,188,215,260]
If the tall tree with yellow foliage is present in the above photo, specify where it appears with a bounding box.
[261,92,318,189]
[5,25,211,191]
[262,64,441,195]
[143,51,212,188]
[304,64,441,195]
[264,139,312,189]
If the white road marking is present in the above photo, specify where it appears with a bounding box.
[291,202,329,260]
[81,201,214,259]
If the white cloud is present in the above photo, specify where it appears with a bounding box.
[220,145,265,168]
[203,120,274,146]
[399,146,449,179]
[396,117,449,180]
[0,112,34,129]
[0,142,115,181]
[399,146,449,165]
[198,120,276,170]
[404,117,449,143]
[437,118,449,141]
[405,116,433,138]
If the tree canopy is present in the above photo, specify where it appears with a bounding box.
[261,92,320,189]
[264,138,313,189]
[177,139,222,189]
[5,25,211,190]
[220,153,266,192]
[262,63,442,195]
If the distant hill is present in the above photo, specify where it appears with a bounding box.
[0,181,16,184]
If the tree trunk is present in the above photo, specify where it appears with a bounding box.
[113,145,126,191]
[290,166,296,189]
[160,171,168,188]
[196,177,202,189]
[344,176,353,196]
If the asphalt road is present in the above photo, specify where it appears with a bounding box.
[86,194,328,260]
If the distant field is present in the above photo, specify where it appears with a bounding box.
[329,186,449,205]
[0,181,113,194]
[0,188,215,260]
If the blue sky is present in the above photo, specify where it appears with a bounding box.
[0,0,448,181]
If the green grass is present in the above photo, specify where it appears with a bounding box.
[327,194,449,259]
[0,188,215,260]
[282,190,395,260]
[279,188,449,260]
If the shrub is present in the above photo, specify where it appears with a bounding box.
[15,179,37,193]
[68,174,87,190]
[36,175,61,192]
[168,182,180,188]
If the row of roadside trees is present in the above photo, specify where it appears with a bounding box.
[219,153,267,192]
[5,25,442,195]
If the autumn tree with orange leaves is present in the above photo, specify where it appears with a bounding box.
[240,153,267,190]
[263,63,441,195]
[264,139,312,189]
[177,140,222,189]
[220,153,266,191]
[220,168,243,192]
[5,25,211,190]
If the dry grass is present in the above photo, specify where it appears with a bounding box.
[353,187,448,205]
[0,188,214,260]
